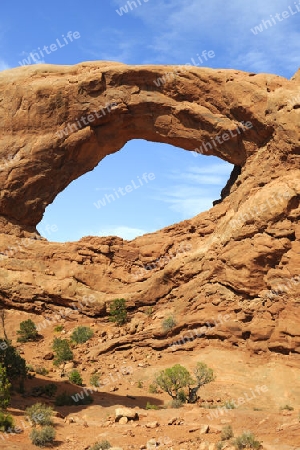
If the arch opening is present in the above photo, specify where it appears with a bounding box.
[37,139,234,242]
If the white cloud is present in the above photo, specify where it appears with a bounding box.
[150,184,220,217]
[97,226,148,240]
[0,60,10,72]
[112,0,300,74]
[151,162,232,217]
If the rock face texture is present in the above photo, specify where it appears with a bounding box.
[0,62,299,355]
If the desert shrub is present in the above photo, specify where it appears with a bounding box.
[146,402,159,410]
[90,373,101,387]
[224,400,236,409]
[149,383,158,394]
[162,316,176,332]
[35,366,49,376]
[55,391,93,406]
[54,391,74,406]
[42,383,57,397]
[68,369,83,386]
[30,425,55,447]
[144,306,153,316]
[70,326,94,344]
[17,319,38,342]
[280,404,294,411]
[25,403,53,426]
[233,431,261,449]
[52,338,73,366]
[170,398,184,408]
[137,380,143,388]
[221,425,234,441]
[109,298,127,325]
[0,411,14,432]
[89,440,111,450]
[216,442,224,450]
[53,325,63,332]
[0,364,11,409]
[0,339,27,381]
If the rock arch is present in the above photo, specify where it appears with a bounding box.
[0,62,287,230]
[0,62,299,354]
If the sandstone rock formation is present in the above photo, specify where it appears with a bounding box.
[0,62,299,355]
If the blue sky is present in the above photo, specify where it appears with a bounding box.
[1,0,299,241]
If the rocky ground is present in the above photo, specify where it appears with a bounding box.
[1,308,299,450]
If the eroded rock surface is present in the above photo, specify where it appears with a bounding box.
[0,62,299,355]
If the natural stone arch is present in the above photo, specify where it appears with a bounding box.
[0,63,299,356]
[0,62,286,231]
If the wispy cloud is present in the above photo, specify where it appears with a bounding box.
[80,28,138,63]
[0,60,10,72]
[153,185,217,217]
[168,164,233,185]
[97,226,148,240]
[111,0,300,74]
[151,162,233,217]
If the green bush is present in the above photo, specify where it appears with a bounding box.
[149,383,158,394]
[0,339,27,380]
[35,366,49,376]
[170,398,184,408]
[54,391,73,406]
[144,306,153,316]
[55,391,93,406]
[42,383,57,398]
[68,369,83,386]
[137,380,143,388]
[233,431,261,450]
[52,338,73,366]
[0,364,11,409]
[89,440,111,450]
[90,373,101,387]
[146,402,159,410]
[71,326,94,344]
[25,403,53,426]
[30,425,56,447]
[54,325,64,332]
[17,319,38,342]
[280,404,294,411]
[155,364,194,400]
[162,316,176,332]
[109,298,127,326]
[0,411,14,432]
[221,425,234,441]
[224,400,236,409]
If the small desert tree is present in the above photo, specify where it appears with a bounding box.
[155,362,215,405]
[187,362,215,403]
[52,338,73,374]
[0,339,27,383]
[109,298,127,326]
[0,364,11,409]
[71,326,94,344]
[17,319,38,342]
[155,364,194,400]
